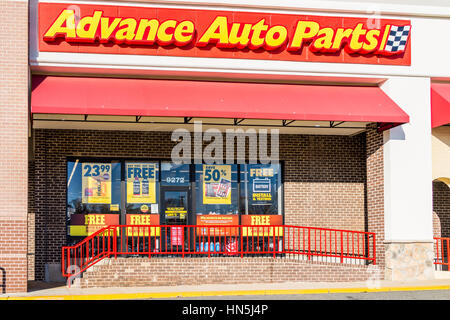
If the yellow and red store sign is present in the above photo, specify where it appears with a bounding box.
[69,214,119,236]
[241,215,283,237]
[126,214,160,236]
[39,3,411,65]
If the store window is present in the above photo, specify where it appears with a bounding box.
[66,159,121,240]
[194,164,239,215]
[239,163,282,215]
[125,161,159,214]
[66,160,283,243]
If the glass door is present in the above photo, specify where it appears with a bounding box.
[161,187,190,253]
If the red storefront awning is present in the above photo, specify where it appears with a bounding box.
[431,83,450,128]
[31,76,409,127]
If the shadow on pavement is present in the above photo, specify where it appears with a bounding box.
[27,281,65,293]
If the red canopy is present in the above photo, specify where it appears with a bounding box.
[31,76,409,126]
[431,83,450,128]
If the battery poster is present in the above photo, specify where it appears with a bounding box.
[81,163,112,204]
[202,164,232,204]
[248,165,275,206]
[126,163,157,204]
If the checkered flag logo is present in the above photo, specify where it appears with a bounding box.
[384,25,411,53]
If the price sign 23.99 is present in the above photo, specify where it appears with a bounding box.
[82,163,112,204]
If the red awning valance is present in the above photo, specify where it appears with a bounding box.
[431,83,450,128]
[31,76,409,126]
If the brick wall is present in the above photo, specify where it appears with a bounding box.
[79,257,371,288]
[32,129,369,281]
[28,161,35,281]
[0,0,29,293]
[433,180,450,238]
[366,124,385,271]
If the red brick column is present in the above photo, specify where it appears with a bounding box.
[366,124,385,275]
[0,0,29,293]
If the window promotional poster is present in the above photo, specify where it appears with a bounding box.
[126,162,157,204]
[247,165,275,206]
[202,164,232,204]
[81,162,112,204]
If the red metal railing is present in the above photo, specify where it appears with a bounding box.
[61,226,117,280]
[434,237,450,270]
[62,224,376,279]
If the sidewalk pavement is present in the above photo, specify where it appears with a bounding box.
[2,279,450,300]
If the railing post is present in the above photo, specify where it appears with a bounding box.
[340,232,344,264]
[208,227,210,258]
[373,233,376,265]
[240,226,243,258]
[67,249,71,277]
[273,226,276,259]
[61,248,65,277]
[182,226,185,258]
[148,226,151,259]
[114,227,117,259]
[436,238,439,267]
[308,228,311,260]
[446,238,450,269]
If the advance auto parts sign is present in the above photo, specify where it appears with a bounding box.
[38,3,411,65]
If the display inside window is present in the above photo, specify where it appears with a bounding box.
[194,164,238,215]
[66,159,283,244]
[240,163,282,215]
[125,161,159,214]
[66,159,121,238]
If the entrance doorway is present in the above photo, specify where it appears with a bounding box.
[161,187,190,252]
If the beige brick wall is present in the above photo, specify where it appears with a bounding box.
[0,0,29,293]
[366,124,384,270]
[433,180,450,238]
[79,257,371,288]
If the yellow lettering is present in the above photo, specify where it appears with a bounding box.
[84,215,105,225]
[43,10,76,40]
[288,21,319,51]
[229,23,252,48]
[134,19,159,42]
[100,17,122,41]
[157,19,177,45]
[76,11,102,40]
[363,29,380,52]
[115,18,137,42]
[198,16,229,47]
[332,28,353,50]
[249,19,268,49]
[264,25,288,50]
[173,20,194,45]
[349,23,367,51]
[311,27,334,51]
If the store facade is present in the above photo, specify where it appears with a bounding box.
[1,0,449,293]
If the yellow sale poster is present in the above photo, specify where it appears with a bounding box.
[81,163,112,204]
[126,162,157,204]
[202,164,232,204]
